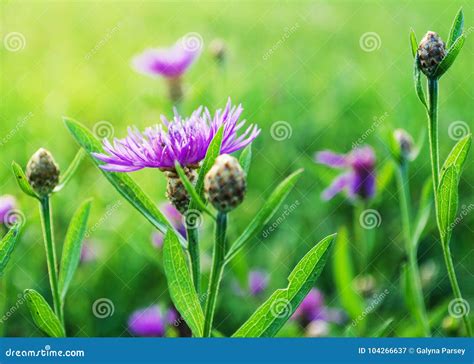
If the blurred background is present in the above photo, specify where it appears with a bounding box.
[0,0,472,337]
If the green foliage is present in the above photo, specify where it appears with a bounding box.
[437,166,459,245]
[434,35,465,78]
[0,223,22,276]
[24,289,65,337]
[239,144,252,175]
[447,8,464,49]
[11,161,39,200]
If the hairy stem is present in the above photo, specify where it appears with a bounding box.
[203,212,227,337]
[39,197,64,327]
[396,163,430,336]
[186,226,200,293]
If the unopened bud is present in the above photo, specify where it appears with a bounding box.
[165,167,197,214]
[394,129,415,161]
[26,148,60,196]
[417,31,446,78]
[209,39,226,63]
[204,155,246,213]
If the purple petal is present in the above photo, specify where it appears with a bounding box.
[315,151,348,168]
[321,172,353,200]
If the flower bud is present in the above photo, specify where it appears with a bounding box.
[165,167,197,214]
[166,76,183,104]
[209,39,226,63]
[204,155,246,213]
[394,129,415,161]
[26,148,60,196]
[417,31,446,77]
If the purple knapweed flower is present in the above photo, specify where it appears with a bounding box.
[132,36,201,79]
[151,203,186,248]
[248,270,269,296]
[0,195,17,226]
[93,99,260,172]
[315,146,376,200]
[128,305,175,337]
[292,288,327,323]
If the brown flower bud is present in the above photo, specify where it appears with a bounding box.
[165,167,197,214]
[417,31,446,77]
[26,148,60,196]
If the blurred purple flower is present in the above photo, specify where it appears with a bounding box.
[248,270,269,296]
[315,146,376,200]
[128,305,175,337]
[0,195,17,226]
[151,203,186,249]
[132,36,201,78]
[93,99,260,172]
[80,240,98,263]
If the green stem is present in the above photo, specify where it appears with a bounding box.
[396,163,430,336]
[39,196,64,327]
[427,77,471,337]
[203,212,227,337]
[186,227,200,293]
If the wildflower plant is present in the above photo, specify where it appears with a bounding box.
[410,8,472,336]
[11,148,92,337]
[64,99,335,337]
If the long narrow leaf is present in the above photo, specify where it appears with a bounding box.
[437,166,459,244]
[232,234,334,337]
[239,144,252,175]
[413,56,427,110]
[409,29,418,58]
[162,230,204,337]
[58,199,92,299]
[0,223,22,276]
[447,8,464,49]
[434,35,465,78]
[225,169,304,263]
[412,178,432,248]
[11,161,39,199]
[441,134,471,175]
[54,149,85,192]
[24,289,65,337]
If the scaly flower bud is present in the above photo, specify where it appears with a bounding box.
[394,128,415,161]
[165,167,197,214]
[417,31,446,78]
[26,148,60,196]
[204,155,246,213]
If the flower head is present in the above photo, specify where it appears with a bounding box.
[248,270,269,296]
[26,148,60,196]
[0,195,17,226]
[315,146,376,200]
[394,128,415,162]
[132,36,201,78]
[128,305,174,337]
[417,31,446,78]
[93,99,260,173]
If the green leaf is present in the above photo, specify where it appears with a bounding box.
[174,162,215,219]
[434,35,465,78]
[63,117,186,247]
[239,144,252,175]
[410,29,418,58]
[0,223,22,276]
[232,234,334,337]
[401,264,417,319]
[58,199,92,299]
[376,160,394,195]
[162,230,204,337]
[332,227,365,325]
[412,178,432,248]
[24,289,65,337]
[54,149,85,192]
[11,161,39,200]
[441,134,471,176]
[371,318,394,337]
[413,56,428,110]
[437,166,459,244]
[447,8,464,49]
[225,169,304,263]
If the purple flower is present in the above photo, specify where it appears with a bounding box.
[80,240,98,263]
[315,146,376,200]
[128,305,171,337]
[0,195,17,226]
[93,99,260,172]
[151,203,186,248]
[292,288,327,323]
[132,36,201,78]
[248,270,269,296]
